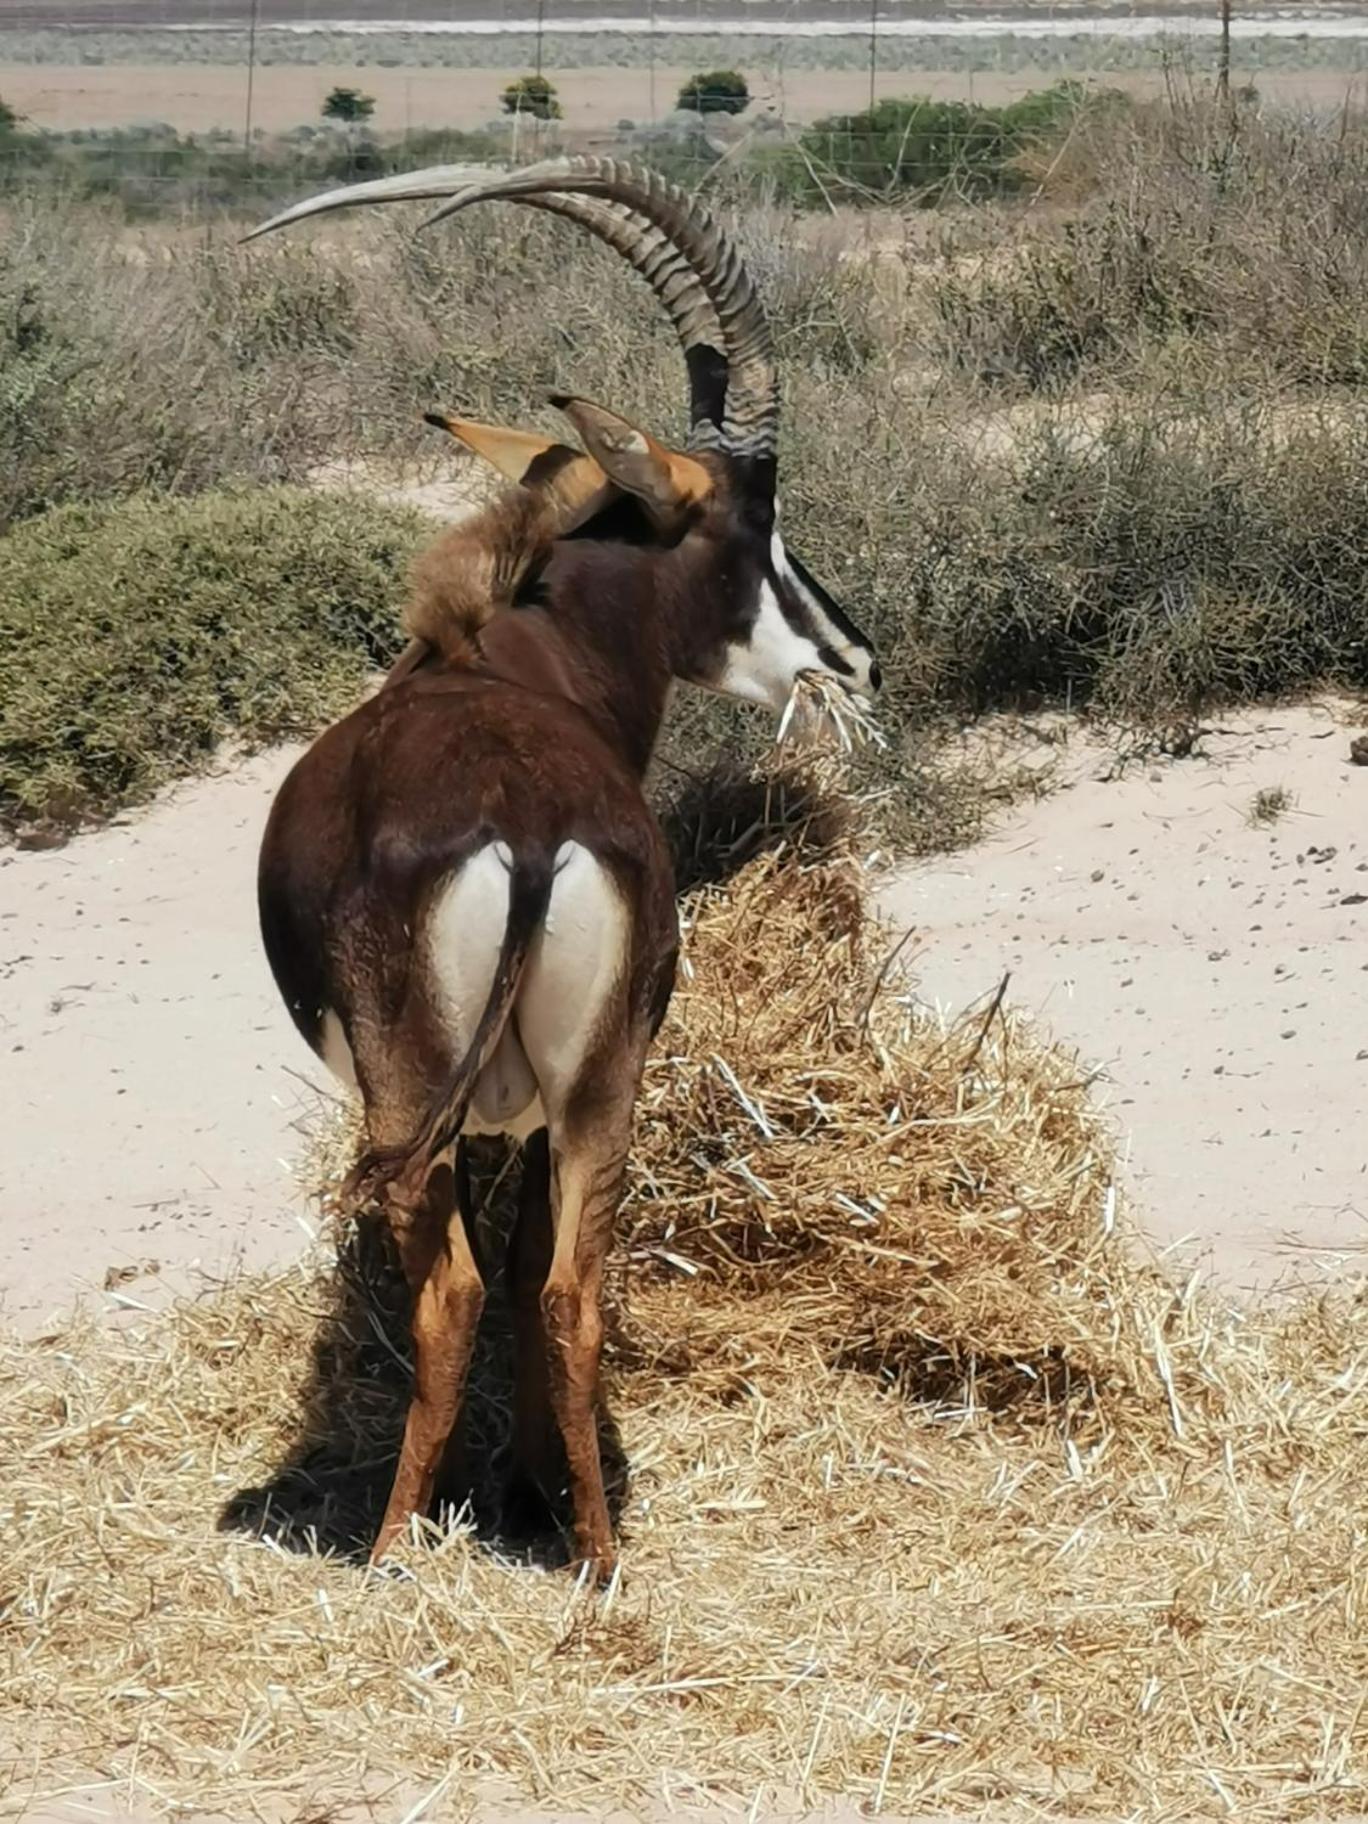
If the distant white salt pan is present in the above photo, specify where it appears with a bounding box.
[162,11,1368,39]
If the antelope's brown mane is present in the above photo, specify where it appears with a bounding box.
[401,485,566,669]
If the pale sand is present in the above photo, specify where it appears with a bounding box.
[880,699,1368,1291]
[4,59,1365,136]
[2,691,1365,1336]
[0,745,313,1336]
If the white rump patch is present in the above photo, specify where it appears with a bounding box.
[518,841,628,1121]
[426,844,542,1139]
[423,839,628,1140]
[319,1008,358,1089]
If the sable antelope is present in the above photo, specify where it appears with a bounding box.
[248,159,880,1576]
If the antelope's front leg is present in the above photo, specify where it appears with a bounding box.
[372,1153,486,1564]
[542,1102,634,1580]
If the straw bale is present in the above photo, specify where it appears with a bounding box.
[2,768,1365,1821]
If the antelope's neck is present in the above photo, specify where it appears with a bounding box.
[498,542,685,776]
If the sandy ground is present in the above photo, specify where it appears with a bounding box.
[2,699,1365,1341]
[883,700,1368,1291]
[0,745,312,1337]
[5,60,1365,136]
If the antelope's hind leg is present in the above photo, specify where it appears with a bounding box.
[540,1087,638,1579]
[512,840,645,1578]
[371,1146,486,1564]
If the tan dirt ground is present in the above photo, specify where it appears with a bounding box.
[5,60,1366,136]
[881,699,1368,1291]
[0,744,310,1337]
[2,700,1365,1339]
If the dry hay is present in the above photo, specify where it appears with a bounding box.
[2,771,1366,1822]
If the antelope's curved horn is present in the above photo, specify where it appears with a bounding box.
[423,158,777,463]
[242,163,729,448]
[240,165,499,242]
[516,190,727,449]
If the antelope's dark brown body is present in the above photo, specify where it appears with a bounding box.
[247,154,878,1576]
[259,627,679,1093]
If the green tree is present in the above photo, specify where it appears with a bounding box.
[0,96,21,136]
[501,74,562,121]
[321,86,376,126]
[676,69,750,116]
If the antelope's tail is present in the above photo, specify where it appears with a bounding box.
[343,851,553,1208]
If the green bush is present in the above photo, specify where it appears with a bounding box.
[676,69,750,115]
[321,86,375,125]
[0,488,426,830]
[793,82,1101,204]
[501,74,562,120]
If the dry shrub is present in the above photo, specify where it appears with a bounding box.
[622,846,1136,1419]
[3,775,1365,1819]
[0,486,422,832]
[930,91,1368,392]
[11,116,1368,778]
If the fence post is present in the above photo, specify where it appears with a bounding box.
[243,0,260,160]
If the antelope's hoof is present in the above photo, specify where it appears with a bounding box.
[573,1544,619,1589]
[570,1515,620,1586]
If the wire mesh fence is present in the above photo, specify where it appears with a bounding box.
[0,0,1254,213]
[1,3,806,211]
[1,0,1362,214]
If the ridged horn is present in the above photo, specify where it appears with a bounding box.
[240,165,499,242]
[242,163,729,448]
[423,157,778,462]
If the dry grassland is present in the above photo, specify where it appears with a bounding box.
[3,778,1364,1820]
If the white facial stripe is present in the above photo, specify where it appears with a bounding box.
[714,576,824,709]
[771,528,876,692]
[707,512,876,714]
[770,532,852,665]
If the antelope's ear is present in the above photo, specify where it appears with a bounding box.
[549,394,713,523]
[424,410,615,531]
[425,411,576,485]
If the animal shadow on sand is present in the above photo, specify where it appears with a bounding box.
[220,764,836,1568]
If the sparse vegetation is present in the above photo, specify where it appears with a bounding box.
[928,96,1368,389]
[1249,783,1294,824]
[3,22,1366,77]
[0,115,513,219]
[4,91,1368,831]
[676,68,750,115]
